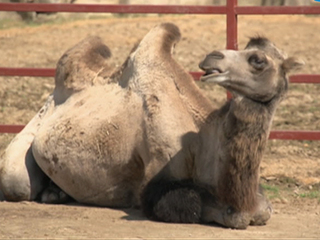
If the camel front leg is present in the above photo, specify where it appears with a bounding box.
[0,95,54,201]
[141,177,252,228]
[201,187,272,229]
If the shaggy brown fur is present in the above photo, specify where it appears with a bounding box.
[195,35,301,223]
[213,37,294,213]
[216,98,278,212]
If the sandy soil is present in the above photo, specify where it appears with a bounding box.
[0,200,319,239]
[0,13,320,239]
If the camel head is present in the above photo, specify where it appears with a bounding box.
[199,37,304,103]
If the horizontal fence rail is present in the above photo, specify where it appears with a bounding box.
[0,68,319,84]
[235,6,320,15]
[0,124,318,140]
[0,3,227,14]
[1,3,320,15]
[0,1,319,140]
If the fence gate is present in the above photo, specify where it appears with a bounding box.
[0,0,319,140]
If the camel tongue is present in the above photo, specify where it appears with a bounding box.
[204,69,220,76]
[200,70,229,83]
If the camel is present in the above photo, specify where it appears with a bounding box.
[0,23,303,229]
[141,36,303,228]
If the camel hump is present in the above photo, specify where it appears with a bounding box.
[158,22,181,54]
[55,36,112,97]
[133,22,181,60]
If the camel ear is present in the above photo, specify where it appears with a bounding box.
[282,57,305,72]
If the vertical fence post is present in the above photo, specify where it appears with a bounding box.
[226,0,238,50]
[226,0,238,99]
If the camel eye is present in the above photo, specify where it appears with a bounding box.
[249,54,267,70]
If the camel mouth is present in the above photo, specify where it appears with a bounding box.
[200,69,229,83]
[203,68,222,76]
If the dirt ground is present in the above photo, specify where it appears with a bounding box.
[0,12,320,239]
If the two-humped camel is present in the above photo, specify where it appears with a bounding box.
[0,23,303,229]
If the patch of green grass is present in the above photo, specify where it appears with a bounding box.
[0,18,27,29]
[261,184,281,200]
[299,191,320,200]
[309,106,318,112]
[0,17,55,30]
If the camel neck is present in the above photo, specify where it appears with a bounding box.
[217,98,275,212]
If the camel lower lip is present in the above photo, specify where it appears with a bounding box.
[200,71,229,82]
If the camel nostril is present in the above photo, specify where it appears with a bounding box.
[208,51,225,60]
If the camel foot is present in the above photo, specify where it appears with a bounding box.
[40,181,71,204]
[250,191,273,226]
[250,205,272,226]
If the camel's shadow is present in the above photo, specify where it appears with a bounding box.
[65,201,223,228]
[121,208,148,221]
[65,201,146,221]
[121,206,223,229]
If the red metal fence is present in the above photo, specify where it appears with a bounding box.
[0,0,320,140]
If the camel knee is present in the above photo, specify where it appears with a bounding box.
[141,179,202,223]
[0,169,44,202]
[0,161,31,201]
[0,173,32,201]
[153,188,201,223]
[0,147,49,201]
